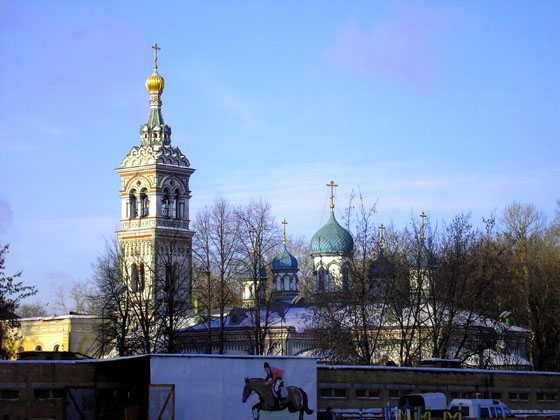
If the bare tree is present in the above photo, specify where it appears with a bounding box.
[154,237,193,353]
[0,243,37,359]
[424,213,505,363]
[18,301,48,318]
[499,201,560,370]
[309,192,391,364]
[235,199,281,355]
[90,239,136,357]
[54,279,95,315]
[192,198,241,354]
[192,204,217,353]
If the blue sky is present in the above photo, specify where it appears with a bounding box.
[1,1,559,309]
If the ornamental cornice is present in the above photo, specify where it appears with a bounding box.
[311,250,352,258]
[121,145,190,169]
[119,218,192,232]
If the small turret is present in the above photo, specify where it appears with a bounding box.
[140,43,171,147]
[408,211,436,299]
[368,224,394,299]
[271,220,299,301]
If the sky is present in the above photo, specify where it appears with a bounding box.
[1,1,559,310]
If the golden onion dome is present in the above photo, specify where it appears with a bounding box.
[146,70,165,92]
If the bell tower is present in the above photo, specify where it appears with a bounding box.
[116,44,195,303]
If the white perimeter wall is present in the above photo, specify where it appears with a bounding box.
[150,354,317,420]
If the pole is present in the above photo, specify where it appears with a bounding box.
[280,314,284,355]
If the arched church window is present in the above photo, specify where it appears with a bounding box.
[131,263,139,292]
[318,267,326,292]
[162,188,170,217]
[280,276,285,290]
[140,188,149,217]
[129,190,138,219]
[53,344,60,352]
[17,346,24,353]
[35,345,43,351]
[139,263,145,291]
[172,189,180,218]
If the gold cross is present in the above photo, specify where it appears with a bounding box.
[152,43,161,70]
[249,227,256,254]
[379,224,385,249]
[281,219,287,245]
[326,180,338,211]
[420,211,426,240]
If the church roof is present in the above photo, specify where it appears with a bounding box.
[369,248,394,277]
[121,145,191,168]
[310,212,354,254]
[272,244,298,271]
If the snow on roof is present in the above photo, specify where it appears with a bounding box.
[184,305,313,333]
[183,301,529,339]
[318,364,560,375]
[14,314,103,321]
[463,349,532,367]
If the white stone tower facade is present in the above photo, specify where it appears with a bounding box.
[116,45,194,302]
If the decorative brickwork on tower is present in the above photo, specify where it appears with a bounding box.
[116,45,195,305]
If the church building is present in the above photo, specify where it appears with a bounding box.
[311,181,354,292]
[116,44,194,301]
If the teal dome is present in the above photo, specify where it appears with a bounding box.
[408,241,437,268]
[239,263,267,279]
[311,212,354,254]
[272,244,298,271]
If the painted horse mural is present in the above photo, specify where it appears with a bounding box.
[242,377,314,420]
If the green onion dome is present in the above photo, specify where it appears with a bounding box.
[407,241,437,268]
[239,263,267,279]
[310,212,354,254]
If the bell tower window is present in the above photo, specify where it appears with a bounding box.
[139,262,145,291]
[129,190,138,219]
[162,188,170,217]
[131,263,139,292]
[173,189,180,218]
[140,188,149,217]
[165,262,179,291]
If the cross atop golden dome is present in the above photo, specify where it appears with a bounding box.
[146,43,165,92]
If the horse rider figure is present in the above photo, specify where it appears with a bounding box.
[264,362,285,409]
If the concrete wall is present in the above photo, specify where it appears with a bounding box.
[0,357,149,420]
[317,365,560,413]
[3,357,560,419]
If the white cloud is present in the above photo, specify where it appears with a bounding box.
[192,160,559,238]
[326,4,466,88]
